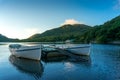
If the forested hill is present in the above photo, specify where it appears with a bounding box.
[24,14,120,43]
[1,15,120,43]
[25,24,92,42]
[0,34,9,42]
[78,15,120,43]
[0,34,19,42]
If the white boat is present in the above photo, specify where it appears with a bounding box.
[42,45,57,52]
[66,45,90,56]
[9,44,41,60]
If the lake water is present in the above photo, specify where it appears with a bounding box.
[0,43,120,80]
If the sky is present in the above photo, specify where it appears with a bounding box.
[0,0,120,39]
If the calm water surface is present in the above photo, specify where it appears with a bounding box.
[0,43,120,80]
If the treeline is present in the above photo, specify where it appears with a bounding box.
[22,24,91,42]
[1,15,120,43]
[77,15,120,43]
[22,15,120,43]
[0,34,19,42]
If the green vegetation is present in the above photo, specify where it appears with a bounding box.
[0,34,19,42]
[0,15,120,44]
[79,15,120,43]
[22,24,91,42]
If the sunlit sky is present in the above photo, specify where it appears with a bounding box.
[0,0,120,39]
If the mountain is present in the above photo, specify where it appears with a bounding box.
[0,34,10,42]
[24,24,92,42]
[0,34,19,42]
[1,15,120,43]
[25,14,120,43]
[79,15,120,43]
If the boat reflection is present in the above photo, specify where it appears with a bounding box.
[9,55,44,80]
[42,55,91,67]
[42,56,68,63]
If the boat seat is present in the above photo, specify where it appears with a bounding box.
[9,44,21,49]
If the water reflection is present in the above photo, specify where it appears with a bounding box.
[41,54,92,80]
[42,55,91,67]
[2,44,120,80]
[9,55,44,80]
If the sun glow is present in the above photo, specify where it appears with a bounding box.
[0,27,40,39]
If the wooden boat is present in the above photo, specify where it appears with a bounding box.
[66,45,90,56]
[42,45,57,52]
[9,44,41,60]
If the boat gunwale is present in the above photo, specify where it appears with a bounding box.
[15,48,41,52]
[66,46,90,49]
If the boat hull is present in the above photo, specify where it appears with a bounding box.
[9,45,41,60]
[66,46,90,56]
